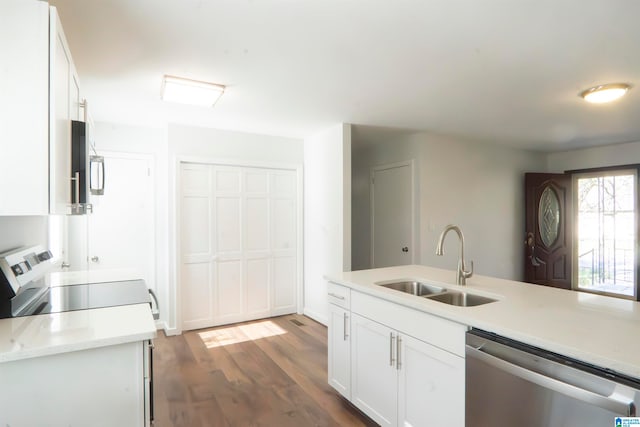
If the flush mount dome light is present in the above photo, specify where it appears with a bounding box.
[161,75,225,107]
[580,83,631,104]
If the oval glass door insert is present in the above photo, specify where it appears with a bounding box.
[538,186,560,248]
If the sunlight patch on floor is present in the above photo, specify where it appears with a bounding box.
[198,320,287,348]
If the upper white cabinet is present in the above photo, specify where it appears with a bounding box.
[50,6,83,215]
[0,0,50,215]
[0,3,84,216]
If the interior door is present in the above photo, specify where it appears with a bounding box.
[87,153,155,286]
[524,173,572,289]
[371,161,414,268]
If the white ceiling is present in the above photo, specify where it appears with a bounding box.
[49,0,640,151]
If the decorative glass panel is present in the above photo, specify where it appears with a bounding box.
[538,186,560,248]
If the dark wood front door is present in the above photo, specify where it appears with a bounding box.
[524,173,573,289]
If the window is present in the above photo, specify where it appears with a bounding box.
[573,168,637,299]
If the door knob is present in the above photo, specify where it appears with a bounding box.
[402,247,409,252]
[90,256,100,263]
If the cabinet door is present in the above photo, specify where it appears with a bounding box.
[351,313,398,427]
[0,0,49,215]
[398,334,465,427]
[49,7,82,214]
[328,303,351,399]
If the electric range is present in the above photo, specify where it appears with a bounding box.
[0,245,155,319]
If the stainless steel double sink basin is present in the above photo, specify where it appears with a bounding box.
[377,280,496,307]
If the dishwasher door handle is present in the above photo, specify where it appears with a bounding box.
[466,345,636,416]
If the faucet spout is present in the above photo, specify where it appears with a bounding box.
[435,224,474,285]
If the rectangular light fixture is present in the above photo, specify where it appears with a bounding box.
[161,75,225,107]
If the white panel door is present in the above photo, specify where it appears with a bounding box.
[245,169,271,318]
[180,163,213,330]
[87,153,155,285]
[351,313,398,427]
[271,171,298,314]
[371,162,415,268]
[180,163,298,331]
[214,167,243,323]
[398,334,465,427]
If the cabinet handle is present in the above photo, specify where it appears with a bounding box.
[397,336,402,370]
[390,333,396,367]
[328,292,345,300]
[343,312,348,341]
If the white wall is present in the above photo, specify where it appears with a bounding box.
[352,127,546,281]
[0,217,49,254]
[168,124,304,333]
[303,123,351,325]
[546,140,640,172]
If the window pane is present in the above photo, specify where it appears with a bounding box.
[576,172,636,297]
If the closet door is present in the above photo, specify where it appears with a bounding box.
[180,163,298,331]
[180,164,215,331]
[271,170,298,315]
[244,169,271,319]
[213,166,244,324]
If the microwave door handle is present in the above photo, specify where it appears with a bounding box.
[466,346,635,416]
[100,160,105,193]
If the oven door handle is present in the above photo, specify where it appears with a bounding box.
[466,345,636,416]
[148,289,160,320]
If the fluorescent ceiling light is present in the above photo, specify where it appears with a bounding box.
[580,83,630,104]
[161,75,225,107]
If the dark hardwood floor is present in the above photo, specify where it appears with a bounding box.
[153,314,376,427]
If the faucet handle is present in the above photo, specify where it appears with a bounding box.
[462,260,474,279]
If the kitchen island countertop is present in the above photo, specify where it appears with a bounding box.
[326,265,640,379]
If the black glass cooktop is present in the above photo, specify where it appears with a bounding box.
[10,280,150,318]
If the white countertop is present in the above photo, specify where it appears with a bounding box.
[326,265,640,379]
[0,269,156,363]
[0,303,156,363]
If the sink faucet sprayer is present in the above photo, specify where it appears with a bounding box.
[435,224,473,285]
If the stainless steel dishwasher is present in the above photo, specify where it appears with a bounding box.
[466,329,640,427]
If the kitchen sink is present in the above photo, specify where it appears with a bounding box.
[426,291,496,307]
[378,281,445,296]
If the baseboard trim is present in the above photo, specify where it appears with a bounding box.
[303,307,328,326]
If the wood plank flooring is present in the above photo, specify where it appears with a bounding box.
[153,314,376,427]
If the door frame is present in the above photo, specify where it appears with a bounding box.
[174,156,304,334]
[370,160,417,267]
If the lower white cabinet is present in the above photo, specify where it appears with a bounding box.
[351,313,398,426]
[0,341,151,426]
[328,302,351,399]
[398,332,465,427]
[328,285,466,427]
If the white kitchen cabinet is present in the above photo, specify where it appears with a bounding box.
[50,6,83,214]
[0,340,151,426]
[328,287,466,427]
[398,333,465,427]
[351,313,398,427]
[328,283,351,399]
[0,0,50,215]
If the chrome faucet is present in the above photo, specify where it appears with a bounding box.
[435,224,473,285]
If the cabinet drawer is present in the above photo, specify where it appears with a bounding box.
[351,291,467,357]
[327,282,350,309]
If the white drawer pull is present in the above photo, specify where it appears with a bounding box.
[328,292,345,300]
